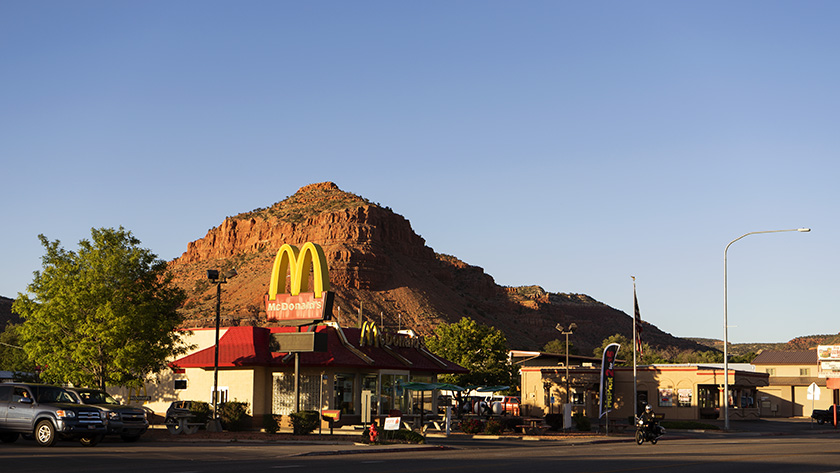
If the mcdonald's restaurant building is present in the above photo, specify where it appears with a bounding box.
[130,322,466,426]
[518,351,769,421]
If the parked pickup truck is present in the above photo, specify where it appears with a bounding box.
[811,404,839,424]
[66,388,149,442]
[0,383,107,447]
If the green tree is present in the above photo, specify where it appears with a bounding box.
[13,227,188,390]
[425,317,513,387]
[0,324,39,380]
[593,334,668,365]
[542,338,577,355]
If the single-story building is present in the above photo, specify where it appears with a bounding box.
[116,322,466,427]
[517,350,769,421]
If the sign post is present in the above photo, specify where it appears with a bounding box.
[807,382,820,427]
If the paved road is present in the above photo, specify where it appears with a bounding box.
[2,418,840,473]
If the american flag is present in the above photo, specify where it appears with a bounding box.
[634,285,643,356]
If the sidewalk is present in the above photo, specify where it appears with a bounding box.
[141,417,840,455]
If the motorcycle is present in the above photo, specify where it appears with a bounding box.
[635,417,665,445]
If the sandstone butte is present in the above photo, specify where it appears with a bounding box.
[167,181,705,354]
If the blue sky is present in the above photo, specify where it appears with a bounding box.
[1,1,837,344]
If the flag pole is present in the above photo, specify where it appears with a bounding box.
[632,276,638,420]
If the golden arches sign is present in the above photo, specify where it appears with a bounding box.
[268,242,331,299]
[265,242,333,324]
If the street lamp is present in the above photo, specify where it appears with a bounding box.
[723,228,809,430]
[207,268,238,431]
[555,323,578,404]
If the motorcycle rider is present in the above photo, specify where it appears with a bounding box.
[640,405,662,437]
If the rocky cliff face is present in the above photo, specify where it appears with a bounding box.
[168,182,705,354]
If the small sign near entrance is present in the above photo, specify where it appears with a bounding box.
[384,416,401,431]
[807,382,821,401]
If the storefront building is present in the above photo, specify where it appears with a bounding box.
[124,322,465,426]
[752,349,832,417]
[519,358,768,421]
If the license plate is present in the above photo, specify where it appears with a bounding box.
[88,425,96,429]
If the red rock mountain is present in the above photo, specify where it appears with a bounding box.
[168,182,705,354]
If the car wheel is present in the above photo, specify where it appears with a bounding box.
[120,434,140,442]
[818,419,825,425]
[0,432,19,443]
[35,420,57,447]
[165,416,183,434]
[79,434,103,447]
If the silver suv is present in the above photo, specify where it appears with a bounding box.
[0,383,107,447]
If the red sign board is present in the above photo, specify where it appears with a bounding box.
[265,292,333,324]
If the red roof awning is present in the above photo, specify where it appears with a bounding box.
[171,325,467,374]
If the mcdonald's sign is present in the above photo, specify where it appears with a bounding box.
[265,242,334,324]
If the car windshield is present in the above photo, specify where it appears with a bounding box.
[37,387,75,404]
[78,390,119,405]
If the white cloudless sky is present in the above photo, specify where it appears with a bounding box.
[1,1,837,344]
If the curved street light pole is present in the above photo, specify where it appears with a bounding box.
[724,228,809,431]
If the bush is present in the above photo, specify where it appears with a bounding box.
[290,410,320,435]
[217,401,251,431]
[188,401,211,426]
[545,414,563,431]
[573,412,591,431]
[460,418,484,434]
[263,414,281,434]
[484,419,503,434]
[500,417,521,432]
[360,426,425,444]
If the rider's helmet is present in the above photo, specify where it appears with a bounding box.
[645,404,652,412]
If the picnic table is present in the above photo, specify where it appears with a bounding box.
[517,417,549,435]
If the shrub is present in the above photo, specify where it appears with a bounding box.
[360,426,425,444]
[218,401,251,431]
[188,401,211,426]
[500,417,521,432]
[572,412,591,431]
[484,419,503,435]
[460,418,484,434]
[263,414,281,434]
[545,414,563,431]
[290,410,320,435]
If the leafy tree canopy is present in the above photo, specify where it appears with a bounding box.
[593,334,724,365]
[0,324,39,381]
[14,227,189,390]
[542,338,577,355]
[425,317,514,388]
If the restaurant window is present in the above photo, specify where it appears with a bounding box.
[174,379,187,390]
[800,368,810,376]
[678,389,692,407]
[380,374,408,414]
[272,373,321,415]
[658,388,675,407]
[334,373,355,414]
[766,368,776,376]
[571,390,584,405]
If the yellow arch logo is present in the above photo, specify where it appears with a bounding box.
[360,321,380,348]
[268,242,331,299]
[265,242,333,323]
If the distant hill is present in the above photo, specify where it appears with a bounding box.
[0,296,21,330]
[689,335,840,356]
[166,182,710,355]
